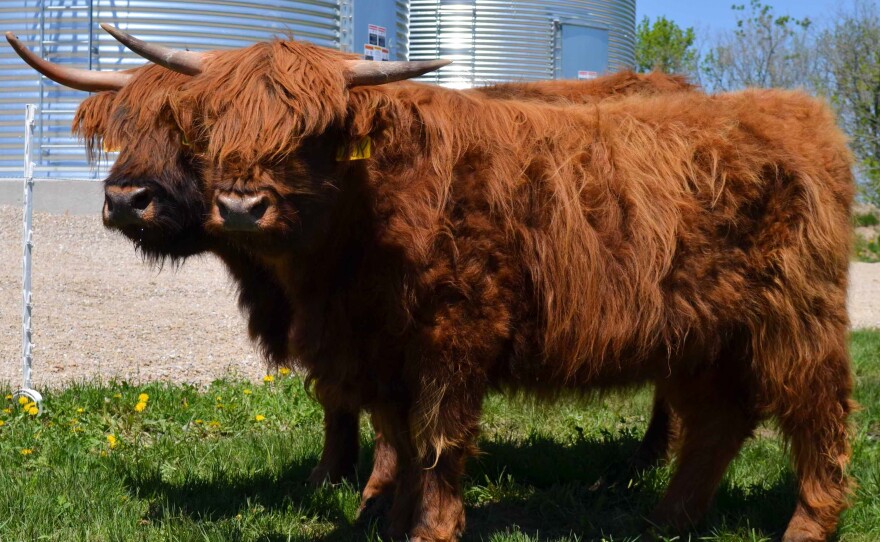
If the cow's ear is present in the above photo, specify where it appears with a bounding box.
[73,91,118,162]
[345,59,451,87]
[346,86,399,142]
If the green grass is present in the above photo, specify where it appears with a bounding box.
[854,212,880,228]
[853,235,880,262]
[2,332,880,541]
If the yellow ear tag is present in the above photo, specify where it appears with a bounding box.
[181,132,191,147]
[336,136,371,161]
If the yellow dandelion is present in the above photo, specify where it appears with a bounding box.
[254,414,265,422]
[279,367,291,376]
[263,375,274,383]
[113,393,122,399]
[106,434,118,449]
[208,420,220,428]
[5,394,11,400]
[243,389,252,395]
[20,448,32,456]
[18,396,28,405]
[215,404,224,410]
[138,393,149,403]
[0,420,5,427]
[27,406,38,416]
[76,408,84,414]
[134,401,147,413]
[3,408,11,415]
[194,419,203,425]
[215,396,222,402]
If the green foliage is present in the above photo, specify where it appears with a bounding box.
[814,1,880,206]
[700,0,814,91]
[2,333,880,540]
[634,16,697,74]
[855,212,880,228]
[853,234,880,263]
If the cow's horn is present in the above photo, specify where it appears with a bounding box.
[5,31,131,91]
[100,24,204,76]
[345,59,451,87]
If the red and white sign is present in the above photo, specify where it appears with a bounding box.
[577,70,599,80]
[364,44,389,62]
[368,24,387,47]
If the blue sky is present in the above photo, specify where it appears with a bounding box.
[636,0,841,34]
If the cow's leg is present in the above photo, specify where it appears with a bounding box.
[387,433,477,541]
[774,342,852,542]
[631,391,677,470]
[357,426,398,521]
[649,363,757,532]
[400,441,474,542]
[308,406,360,485]
[380,383,484,541]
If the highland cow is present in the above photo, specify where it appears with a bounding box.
[6,30,693,491]
[112,35,854,542]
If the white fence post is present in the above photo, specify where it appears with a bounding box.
[15,104,43,414]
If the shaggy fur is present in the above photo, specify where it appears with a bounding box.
[71,63,694,488]
[175,39,855,542]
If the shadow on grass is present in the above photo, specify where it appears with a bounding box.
[464,434,798,541]
[118,449,344,521]
[118,432,799,541]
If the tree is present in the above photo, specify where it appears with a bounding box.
[815,1,880,204]
[700,1,815,91]
[635,16,697,75]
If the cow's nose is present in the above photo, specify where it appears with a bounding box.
[104,186,153,227]
[215,193,269,231]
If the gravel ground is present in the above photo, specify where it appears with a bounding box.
[0,206,265,389]
[2,204,880,389]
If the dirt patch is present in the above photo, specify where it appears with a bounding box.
[0,206,266,389]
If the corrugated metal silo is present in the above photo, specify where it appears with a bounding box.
[0,0,410,178]
[409,0,636,88]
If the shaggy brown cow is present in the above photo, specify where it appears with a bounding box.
[123,36,852,542]
[6,30,693,487]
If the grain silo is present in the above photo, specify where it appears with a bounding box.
[409,0,636,88]
[0,0,408,177]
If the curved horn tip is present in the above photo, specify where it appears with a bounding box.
[99,23,127,41]
[346,57,454,87]
[99,23,204,76]
[99,23,121,36]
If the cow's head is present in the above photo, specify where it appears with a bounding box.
[113,32,448,252]
[6,30,209,262]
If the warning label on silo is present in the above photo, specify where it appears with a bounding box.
[364,44,389,61]
[368,24,387,47]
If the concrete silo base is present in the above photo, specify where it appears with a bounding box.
[0,180,104,215]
